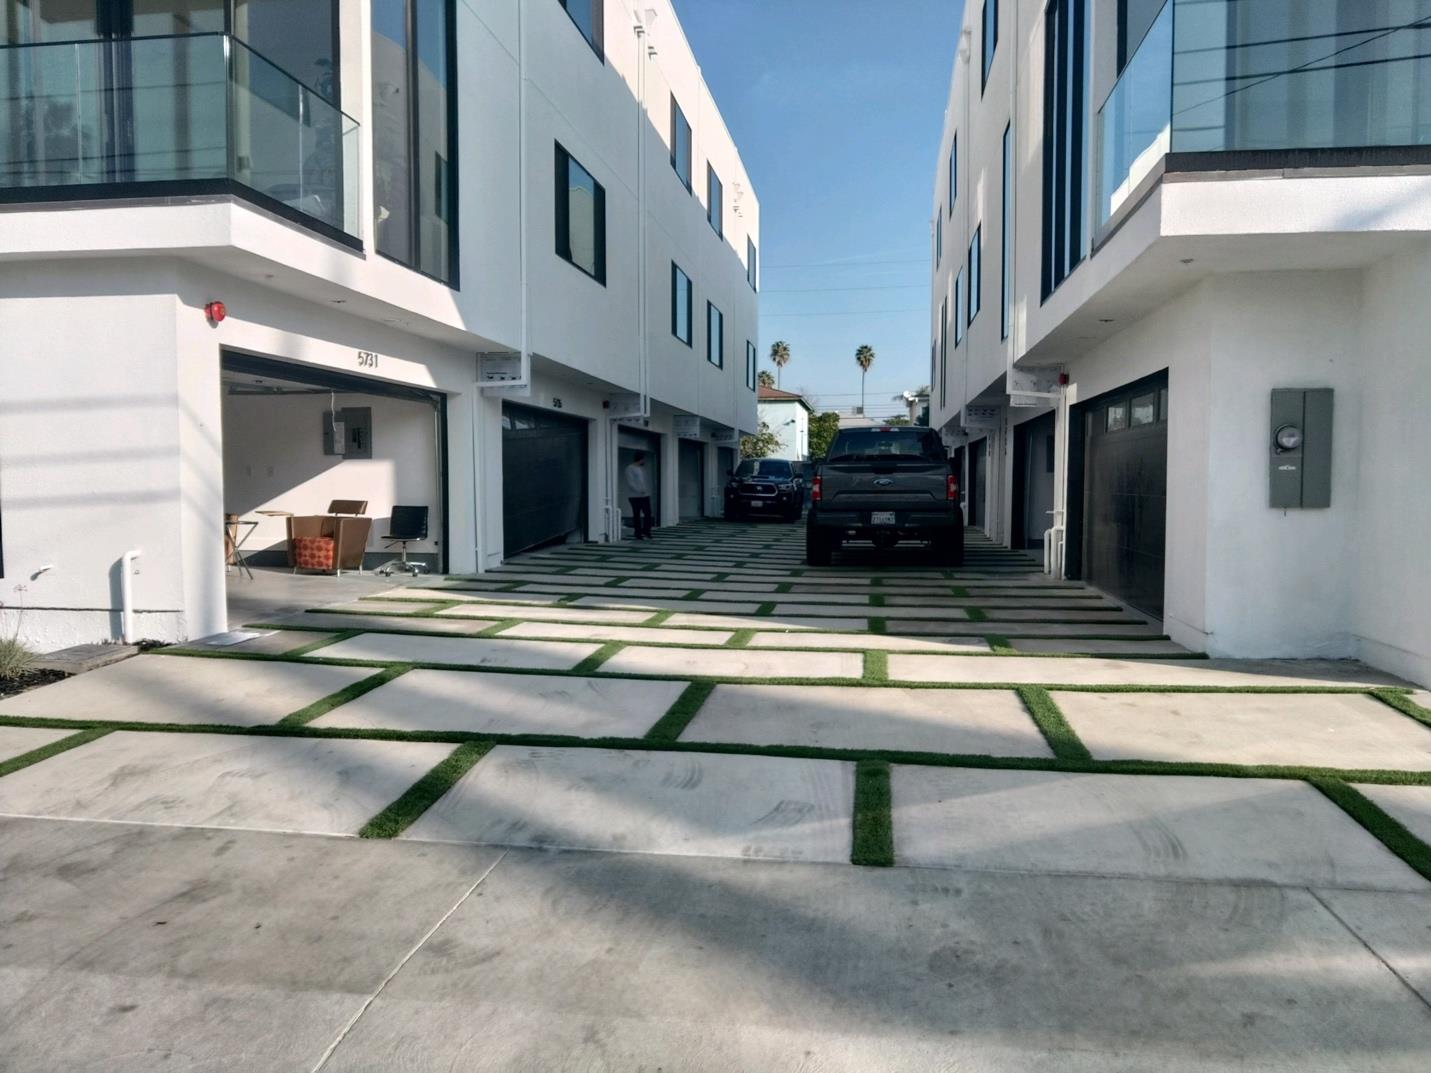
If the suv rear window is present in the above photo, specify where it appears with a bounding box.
[826,428,946,463]
[734,460,794,478]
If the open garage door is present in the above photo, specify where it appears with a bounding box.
[1079,373,1168,618]
[678,439,705,521]
[1012,412,1057,550]
[502,403,587,555]
[617,426,661,537]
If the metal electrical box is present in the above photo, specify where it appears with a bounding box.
[323,407,373,459]
[1269,389,1333,509]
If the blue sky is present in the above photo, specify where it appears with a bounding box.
[670,0,961,417]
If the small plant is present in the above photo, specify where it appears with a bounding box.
[0,636,35,682]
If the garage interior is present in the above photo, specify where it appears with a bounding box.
[220,352,448,577]
[617,426,662,538]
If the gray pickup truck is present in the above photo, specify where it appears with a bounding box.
[806,426,964,567]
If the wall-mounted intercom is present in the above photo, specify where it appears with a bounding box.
[1269,388,1332,509]
[323,407,373,459]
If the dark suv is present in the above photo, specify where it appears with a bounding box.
[724,458,804,522]
[806,426,964,565]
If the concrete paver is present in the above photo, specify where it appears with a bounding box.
[891,767,1428,890]
[0,731,454,835]
[263,611,502,633]
[1311,888,1431,1008]
[312,669,686,737]
[403,746,854,863]
[309,632,601,671]
[435,603,656,624]
[888,619,1163,637]
[491,621,734,645]
[747,631,990,652]
[0,815,504,1073]
[1009,638,1193,655]
[319,849,1431,1073]
[889,654,1405,688]
[602,645,863,680]
[1353,784,1431,845]
[684,684,1052,756]
[0,725,73,763]
[0,655,376,726]
[573,596,765,614]
[1056,692,1431,770]
[664,613,868,631]
[179,629,342,654]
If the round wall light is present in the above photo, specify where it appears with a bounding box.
[1274,424,1303,452]
[204,300,227,324]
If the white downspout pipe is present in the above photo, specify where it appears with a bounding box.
[120,548,142,643]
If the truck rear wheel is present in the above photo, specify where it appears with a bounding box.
[806,526,834,567]
[932,530,964,567]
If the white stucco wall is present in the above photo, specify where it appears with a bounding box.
[757,399,810,461]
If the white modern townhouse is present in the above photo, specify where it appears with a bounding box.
[930,0,1431,685]
[0,0,760,650]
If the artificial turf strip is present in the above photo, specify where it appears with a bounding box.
[1018,686,1093,762]
[644,681,717,743]
[863,650,889,684]
[851,760,895,867]
[727,629,756,648]
[646,610,675,626]
[1369,688,1431,729]
[284,629,364,657]
[476,619,523,638]
[278,665,412,727]
[985,635,1017,655]
[0,727,111,780]
[756,602,777,616]
[358,741,493,839]
[1309,778,1431,882]
[868,618,888,635]
[571,641,627,675]
[965,608,989,623]
[869,593,887,607]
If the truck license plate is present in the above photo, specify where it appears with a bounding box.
[749,500,764,508]
[871,511,896,526]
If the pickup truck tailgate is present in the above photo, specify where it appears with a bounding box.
[823,461,946,509]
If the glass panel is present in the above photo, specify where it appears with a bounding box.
[673,265,690,342]
[0,37,106,185]
[1131,392,1157,426]
[954,269,964,344]
[707,304,722,366]
[1120,0,1164,69]
[1096,0,1171,226]
[1106,402,1129,431]
[671,97,690,187]
[1159,386,1169,421]
[372,0,411,262]
[232,0,337,102]
[126,34,227,181]
[1172,0,1431,153]
[131,0,224,37]
[1,0,98,46]
[566,155,599,276]
[414,0,450,281]
[561,0,599,54]
[707,165,722,235]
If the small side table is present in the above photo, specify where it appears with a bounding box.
[225,517,259,580]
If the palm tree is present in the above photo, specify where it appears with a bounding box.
[768,340,791,388]
[855,345,876,414]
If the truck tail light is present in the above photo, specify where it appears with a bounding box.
[812,476,823,503]
[946,474,958,501]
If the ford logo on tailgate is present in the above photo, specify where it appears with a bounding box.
[873,478,894,487]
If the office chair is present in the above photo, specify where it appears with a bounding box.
[375,505,431,577]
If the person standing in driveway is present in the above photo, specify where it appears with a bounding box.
[625,453,654,540]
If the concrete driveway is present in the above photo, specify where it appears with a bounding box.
[0,521,1428,1071]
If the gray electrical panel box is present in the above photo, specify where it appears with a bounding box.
[322,407,373,459]
[1269,388,1333,509]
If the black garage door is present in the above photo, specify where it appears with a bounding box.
[1080,373,1168,618]
[678,439,704,521]
[503,403,587,555]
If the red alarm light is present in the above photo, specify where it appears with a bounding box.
[204,301,227,323]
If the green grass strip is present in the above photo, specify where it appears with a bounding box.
[644,681,717,742]
[775,582,793,594]
[867,617,888,635]
[645,609,675,626]
[869,593,887,608]
[279,665,412,727]
[285,629,363,656]
[965,607,989,623]
[985,635,1016,655]
[727,629,756,648]
[951,586,971,598]
[1370,688,1431,729]
[755,602,777,616]
[863,650,889,684]
[475,619,522,638]
[358,741,492,839]
[0,727,111,779]
[1309,778,1431,882]
[851,760,895,867]
[571,641,626,675]
[1019,685,1092,761]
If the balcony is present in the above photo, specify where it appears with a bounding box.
[0,33,359,242]
[1097,0,1431,229]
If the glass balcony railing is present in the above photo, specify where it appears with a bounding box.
[0,33,359,238]
[1097,0,1431,228]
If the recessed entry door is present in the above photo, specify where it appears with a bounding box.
[502,403,587,555]
[1081,374,1168,618]
[678,439,704,521]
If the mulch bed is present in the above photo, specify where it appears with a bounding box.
[0,669,67,700]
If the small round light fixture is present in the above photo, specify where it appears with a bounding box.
[204,300,227,324]
[1274,424,1303,452]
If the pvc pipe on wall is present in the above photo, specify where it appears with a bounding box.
[120,548,142,643]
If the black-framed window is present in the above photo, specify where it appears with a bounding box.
[1041,0,1087,300]
[948,135,957,213]
[981,0,998,91]
[373,0,458,285]
[1116,0,1163,74]
[558,0,603,59]
[707,302,724,367]
[968,226,982,325]
[1001,122,1012,340]
[555,142,606,284]
[670,94,692,190]
[747,237,758,290]
[935,213,942,266]
[671,262,692,345]
[938,298,948,408]
[954,268,965,346]
[746,341,757,390]
[707,164,723,237]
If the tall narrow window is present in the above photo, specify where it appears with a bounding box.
[373,0,457,285]
[936,214,942,267]
[556,142,606,284]
[707,164,723,237]
[982,0,998,91]
[948,135,957,213]
[939,298,949,408]
[670,94,691,190]
[707,302,724,367]
[968,226,982,326]
[746,341,757,390]
[671,263,692,345]
[559,0,603,59]
[1041,0,1087,300]
[1001,122,1012,340]
[954,268,965,346]
[747,237,758,290]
